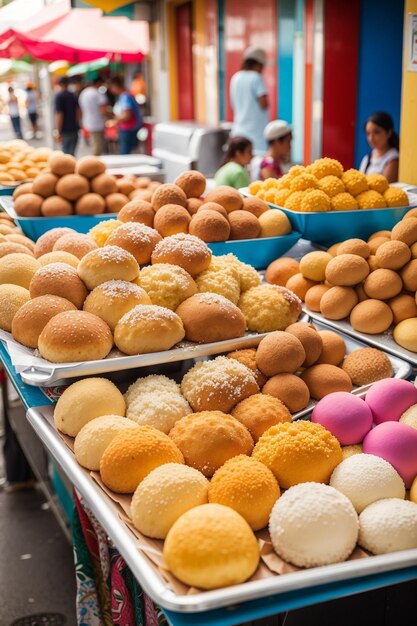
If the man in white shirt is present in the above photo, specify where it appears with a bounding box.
[79,76,108,156]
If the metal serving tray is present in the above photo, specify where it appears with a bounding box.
[27,404,417,614]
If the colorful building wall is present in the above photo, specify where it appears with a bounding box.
[399,0,417,184]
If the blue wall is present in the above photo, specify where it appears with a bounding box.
[354,0,404,167]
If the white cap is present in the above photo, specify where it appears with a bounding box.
[243,46,266,66]
[264,120,292,142]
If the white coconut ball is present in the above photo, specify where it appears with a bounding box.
[126,390,192,433]
[330,454,405,513]
[359,498,417,554]
[269,482,358,568]
[124,374,181,405]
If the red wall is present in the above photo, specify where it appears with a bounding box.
[175,2,195,120]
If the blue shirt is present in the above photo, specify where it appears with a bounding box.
[230,70,269,153]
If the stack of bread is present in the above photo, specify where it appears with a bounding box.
[249,157,409,212]
[0,140,52,183]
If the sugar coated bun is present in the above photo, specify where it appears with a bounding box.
[286,322,323,366]
[56,174,89,201]
[325,254,369,286]
[77,246,139,291]
[285,273,317,300]
[300,251,333,281]
[256,331,305,376]
[0,284,30,331]
[253,421,342,488]
[49,153,76,176]
[204,186,243,213]
[242,196,269,217]
[151,183,187,210]
[359,498,417,554]
[54,377,126,436]
[106,222,162,265]
[169,411,253,477]
[126,389,191,434]
[363,421,417,487]
[262,374,310,413]
[195,263,240,304]
[30,263,88,309]
[198,201,228,218]
[312,392,372,445]
[336,238,370,258]
[176,292,246,343]
[394,317,417,352]
[350,299,393,334]
[32,172,58,197]
[90,173,117,196]
[164,503,259,589]
[181,356,259,413]
[38,251,79,268]
[231,393,291,442]
[12,295,76,348]
[124,374,182,405]
[320,286,358,320]
[100,427,184,493]
[342,348,393,386]
[376,240,411,270]
[75,192,105,215]
[265,257,299,286]
[0,253,40,289]
[34,227,74,257]
[301,364,352,400]
[258,209,291,237]
[83,280,151,331]
[190,209,230,242]
[53,233,98,259]
[186,197,203,214]
[238,284,301,332]
[138,263,197,310]
[117,199,154,226]
[305,284,331,311]
[174,170,206,198]
[131,463,208,539]
[228,210,260,240]
[269,483,358,567]
[6,234,35,252]
[209,455,279,530]
[74,415,139,470]
[76,155,105,178]
[114,304,184,355]
[391,217,417,246]
[363,268,402,300]
[401,259,417,291]
[365,378,417,425]
[151,233,212,276]
[0,242,33,258]
[226,348,267,389]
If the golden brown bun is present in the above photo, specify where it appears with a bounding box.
[189,210,230,242]
[77,246,139,290]
[153,204,191,237]
[231,394,291,442]
[369,230,392,240]
[391,217,417,246]
[83,280,151,331]
[367,255,379,272]
[32,173,58,198]
[198,202,228,218]
[38,310,113,363]
[238,284,302,332]
[368,236,390,255]
[286,322,323,366]
[375,240,411,270]
[118,199,154,226]
[130,188,153,203]
[136,176,152,188]
[262,373,310,413]
[90,173,117,196]
[186,197,203,214]
[258,210,292,237]
[116,177,136,196]
[228,210,260,240]
[5,234,35,252]
[56,174,89,201]
[300,364,352,400]
[0,284,30,331]
[174,170,206,198]
[106,222,162,265]
[105,192,129,213]
[75,193,106,215]
[342,348,393,385]
[12,294,76,348]
[53,233,98,259]
[401,259,417,291]
[41,195,72,217]
[151,233,212,276]
[13,182,33,199]
[393,318,417,352]
[226,348,268,388]
[299,251,333,281]
[38,251,79,268]
[363,268,402,300]
[49,153,76,176]
[389,293,417,324]
[0,242,33,257]
[242,196,269,217]
[176,292,246,343]
[316,330,346,365]
[304,284,331,311]
[14,193,43,216]
[325,253,369,286]
[350,299,393,334]
[256,331,305,376]
[76,156,105,178]
[205,186,243,212]
[265,257,299,286]
[30,262,88,308]
[34,227,75,258]
[152,184,187,210]
[285,273,317,300]
[327,242,340,256]
[320,286,358,320]
[336,238,370,258]
[0,253,40,288]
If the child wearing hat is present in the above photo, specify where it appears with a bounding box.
[259,120,292,180]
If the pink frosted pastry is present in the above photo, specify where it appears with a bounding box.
[363,421,417,487]
[312,392,372,445]
[364,378,417,425]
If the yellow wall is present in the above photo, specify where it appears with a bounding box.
[399,0,417,184]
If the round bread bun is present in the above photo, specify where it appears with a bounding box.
[153,204,191,237]
[198,202,228,218]
[151,233,212,276]
[228,210,260,240]
[286,322,323,367]
[54,377,125,436]
[186,197,203,214]
[320,286,358,320]
[258,209,292,237]
[77,246,139,290]
[55,174,89,201]
[116,177,136,196]
[226,348,267,389]
[285,273,317,300]
[0,242,33,258]
[265,257,300,286]
[316,330,346,365]
[76,156,105,179]
[300,364,353,400]
[300,251,333,281]
[325,254,370,286]
[262,373,310,413]
[0,224,14,235]
[83,280,151,330]
[100,427,184,493]
[49,153,76,176]
[138,263,197,310]
[117,199,154,226]
[368,236,390,255]
[195,263,240,304]
[393,318,417,352]
[130,188,152,203]
[337,238,370,259]
[404,208,417,220]
[174,170,206,198]
[4,234,34,252]
[0,253,40,289]
[238,284,302,332]
[12,182,33,199]
[41,195,72,217]
[106,222,162,265]
[327,242,340,256]
[367,255,379,272]
[105,192,129,213]
[410,241,417,259]
[90,173,117,196]
[181,356,259,413]
[342,348,393,385]
[169,411,253,477]
[369,230,392,240]
[34,227,74,258]
[14,193,43,217]
[75,192,105,215]
[53,233,98,259]
[204,186,243,213]
[391,217,417,246]
[231,394,291,442]
[189,210,230,242]
[152,183,187,211]
[350,300,393,334]
[389,293,417,324]
[363,268,403,300]
[305,284,331,311]
[114,304,184,355]
[37,251,79,268]
[176,292,246,343]
[29,263,88,308]
[401,259,417,291]
[88,219,123,247]
[242,196,269,217]
[0,284,30,331]
[32,173,58,198]
[11,294,76,348]
[376,240,411,270]
[38,310,113,363]
[256,331,305,376]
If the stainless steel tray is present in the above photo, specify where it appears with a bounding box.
[27,404,417,613]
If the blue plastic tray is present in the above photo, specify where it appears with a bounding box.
[208,231,301,269]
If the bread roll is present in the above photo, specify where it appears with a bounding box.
[106,222,162,265]
[0,284,30,331]
[83,280,151,330]
[34,227,75,258]
[0,253,40,289]
[12,294,76,348]
[176,293,246,343]
[53,233,98,259]
[30,263,88,309]
[151,233,212,276]
[77,246,139,291]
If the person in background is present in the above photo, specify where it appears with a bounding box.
[131,71,147,103]
[214,137,253,189]
[259,120,292,180]
[54,76,80,156]
[79,75,108,156]
[108,76,142,155]
[359,112,399,183]
[25,82,39,138]
[230,46,269,154]
[7,86,22,139]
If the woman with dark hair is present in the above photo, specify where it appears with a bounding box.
[214,137,253,189]
[359,112,399,182]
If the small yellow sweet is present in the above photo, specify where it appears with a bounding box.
[331,192,359,211]
[274,188,291,206]
[264,188,278,203]
[318,175,345,198]
[311,157,344,179]
[88,219,123,247]
[356,190,386,209]
[300,190,331,213]
[276,173,292,189]
[384,186,409,208]
[300,250,333,281]
[290,173,319,192]
[366,173,389,195]
[341,169,368,196]
[287,164,305,178]
[284,190,306,212]
[248,181,261,195]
